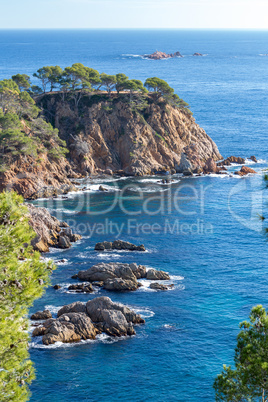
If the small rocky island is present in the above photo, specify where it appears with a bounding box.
[70,262,172,292]
[31,297,145,344]
[144,50,183,60]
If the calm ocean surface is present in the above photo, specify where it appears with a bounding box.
[1,29,268,401]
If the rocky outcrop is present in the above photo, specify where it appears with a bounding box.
[149,283,168,290]
[0,153,80,200]
[146,269,170,280]
[30,310,52,320]
[32,297,145,344]
[234,166,257,176]
[103,278,140,291]
[42,313,97,345]
[76,262,171,292]
[249,155,257,163]
[95,240,146,251]
[218,156,246,166]
[38,93,222,177]
[68,283,94,293]
[27,204,81,252]
[144,51,183,60]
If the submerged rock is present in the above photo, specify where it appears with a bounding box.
[95,240,146,251]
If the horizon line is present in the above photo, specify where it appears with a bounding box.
[1,27,268,31]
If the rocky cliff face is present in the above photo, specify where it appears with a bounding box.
[39,93,222,177]
[0,94,222,198]
[0,153,79,199]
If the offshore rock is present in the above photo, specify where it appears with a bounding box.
[234,166,257,176]
[95,240,146,251]
[32,297,145,344]
[30,310,52,320]
[146,269,170,280]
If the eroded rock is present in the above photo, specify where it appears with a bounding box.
[30,310,52,320]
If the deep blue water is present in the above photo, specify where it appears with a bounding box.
[1,30,268,401]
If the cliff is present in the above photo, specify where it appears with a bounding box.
[38,93,222,177]
[0,92,221,198]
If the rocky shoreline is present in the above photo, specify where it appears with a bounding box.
[27,204,81,252]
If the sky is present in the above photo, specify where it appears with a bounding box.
[0,0,268,30]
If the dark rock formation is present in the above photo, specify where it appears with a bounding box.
[249,155,257,163]
[95,240,146,251]
[27,204,81,252]
[68,283,94,293]
[149,283,169,290]
[234,166,257,176]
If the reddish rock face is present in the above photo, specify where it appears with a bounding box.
[235,166,257,176]
[203,158,218,173]
[144,51,183,60]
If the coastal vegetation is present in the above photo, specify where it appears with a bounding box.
[0,191,53,401]
[214,305,268,401]
[0,78,67,172]
[5,63,191,113]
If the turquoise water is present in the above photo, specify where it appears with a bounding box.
[1,29,268,401]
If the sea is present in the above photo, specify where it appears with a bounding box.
[0,29,268,401]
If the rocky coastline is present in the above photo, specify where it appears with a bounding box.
[27,204,81,252]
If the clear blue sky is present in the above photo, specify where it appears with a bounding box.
[1,0,268,29]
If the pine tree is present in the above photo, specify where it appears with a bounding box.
[0,191,54,401]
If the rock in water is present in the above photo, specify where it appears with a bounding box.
[249,155,257,163]
[30,310,52,320]
[32,296,145,344]
[149,283,169,291]
[57,301,87,317]
[77,262,146,282]
[103,278,139,291]
[146,269,170,280]
[68,283,94,293]
[234,166,257,176]
[95,240,146,251]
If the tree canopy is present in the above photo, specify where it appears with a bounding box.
[214,305,268,402]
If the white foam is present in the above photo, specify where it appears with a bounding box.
[128,186,169,193]
[132,307,155,318]
[29,331,130,349]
